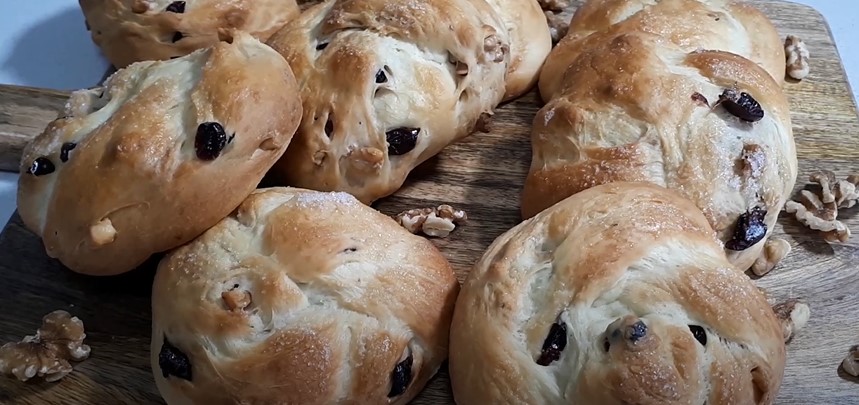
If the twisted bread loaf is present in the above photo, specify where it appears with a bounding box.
[265,0,551,204]
[151,187,459,404]
[80,0,300,67]
[451,182,786,404]
[522,0,797,271]
[17,33,301,275]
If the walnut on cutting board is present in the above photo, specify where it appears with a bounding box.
[0,310,91,382]
[785,35,810,80]
[751,237,792,277]
[772,299,810,343]
[395,205,467,238]
[784,170,859,243]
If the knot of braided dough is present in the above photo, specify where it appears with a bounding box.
[451,182,786,405]
[16,33,302,276]
[151,187,459,405]
[265,0,550,204]
[521,0,797,272]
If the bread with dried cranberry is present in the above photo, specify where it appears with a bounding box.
[450,182,786,404]
[80,0,300,67]
[150,187,460,404]
[16,33,301,276]
[521,0,797,271]
[265,0,551,204]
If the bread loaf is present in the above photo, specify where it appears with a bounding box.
[17,33,302,276]
[522,0,797,271]
[265,0,551,204]
[451,182,786,404]
[151,187,459,404]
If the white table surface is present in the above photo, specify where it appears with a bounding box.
[0,0,857,227]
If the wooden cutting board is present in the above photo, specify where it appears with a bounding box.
[1,0,858,403]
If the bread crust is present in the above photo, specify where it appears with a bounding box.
[150,187,460,405]
[522,0,797,271]
[16,33,302,276]
[451,182,786,404]
[265,0,549,204]
[80,0,300,67]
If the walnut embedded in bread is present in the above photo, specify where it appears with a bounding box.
[265,0,550,204]
[0,311,91,382]
[522,0,796,273]
[150,187,459,404]
[450,183,786,404]
[80,0,301,67]
[16,33,302,276]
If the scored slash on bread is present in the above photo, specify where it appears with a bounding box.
[16,32,302,276]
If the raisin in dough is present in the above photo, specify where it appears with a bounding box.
[521,0,797,271]
[150,187,460,404]
[265,0,551,204]
[450,182,786,405]
[80,0,300,67]
[17,33,302,276]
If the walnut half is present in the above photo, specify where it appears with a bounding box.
[842,346,859,377]
[785,171,859,243]
[772,299,810,343]
[751,237,791,277]
[395,205,467,238]
[785,35,810,80]
[0,310,91,382]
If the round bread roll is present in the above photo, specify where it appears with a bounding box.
[80,0,300,67]
[17,33,302,276]
[522,0,797,271]
[150,187,460,404]
[451,182,786,404]
[265,0,551,204]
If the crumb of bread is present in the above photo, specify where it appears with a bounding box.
[772,299,810,343]
[751,237,791,277]
[0,310,91,382]
[785,35,810,80]
[395,205,467,238]
[784,171,858,243]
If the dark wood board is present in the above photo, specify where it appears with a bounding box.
[1,0,859,403]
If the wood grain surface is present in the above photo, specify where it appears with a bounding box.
[2,0,859,403]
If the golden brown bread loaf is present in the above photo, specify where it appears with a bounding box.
[16,33,302,276]
[80,0,300,67]
[151,187,460,404]
[265,0,551,204]
[450,182,786,404]
[522,0,797,271]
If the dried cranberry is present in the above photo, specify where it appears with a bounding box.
[195,122,228,160]
[386,127,420,156]
[719,89,764,122]
[376,68,387,84]
[60,142,76,162]
[627,320,647,342]
[172,32,184,43]
[158,336,192,381]
[388,353,413,397]
[28,157,55,176]
[725,207,767,251]
[689,325,707,345]
[166,1,186,13]
[536,321,567,366]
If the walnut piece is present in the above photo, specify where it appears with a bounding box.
[544,11,570,44]
[842,346,859,376]
[741,143,766,179]
[538,0,569,12]
[785,171,858,243]
[395,205,467,238]
[751,237,791,276]
[785,35,810,80]
[0,310,91,382]
[772,299,810,343]
[222,288,252,311]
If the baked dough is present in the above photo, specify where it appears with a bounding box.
[265,0,551,204]
[450,182,786,404]
[150,187,460,404]
[80,0,300,67]
[522,0,797,271]
[16,33,302,276]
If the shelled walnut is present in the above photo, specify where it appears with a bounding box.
[772,299,810,343]
[395,205,467,238]
[784,171,858,243]
[751,237,791,277]
[842,346,859,377]
[785,35,810,80]
[0,310,91,382]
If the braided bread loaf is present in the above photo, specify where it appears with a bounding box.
[265,0,551,204]
[521,0,797,272]
[450,182,786,404]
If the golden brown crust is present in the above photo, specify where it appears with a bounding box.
[523,0,797,271]
[450,182,786,404]
[265,0,549,204]
[16,33,302,276]
[151,187,460,405]
[80,0,300,67]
